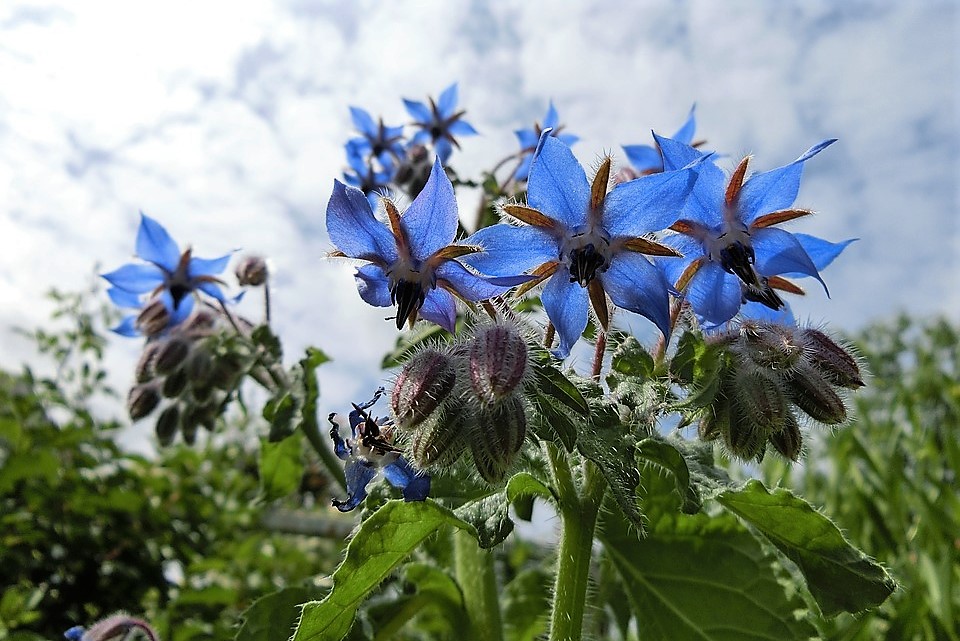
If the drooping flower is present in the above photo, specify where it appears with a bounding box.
[654,134,854,328]
[102,214,233,336]
[327,156,530,332]
[513,101,579,182]
[464,133,700,358]
[403,83,477,163]
[622,104,698,175]
[328,387,430,512]
[347,106,406,170]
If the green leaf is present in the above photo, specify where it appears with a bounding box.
[263,391,298,442]
[505,472,553,504]
[600,508,819,641]
[636,438,701,516]
[533,359,589,417]
[716,480,897,616]
[251,324,283,360]
[577,421,643,532]
[259,435,303,501]
[236,587,322,641]
[381,324,447,369]
[610,336,655,378]
[292,500,474,641]
[502,568,551,641]
[670,331,701,384]
[529,391,579,451]
[455,493,514,549]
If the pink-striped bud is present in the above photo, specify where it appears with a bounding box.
[467,324,529,406]
[800,328,864,389]
[787,362,848,425]
[410,401,470,468]
[768,412,803,461]
[391,348,457,429]
[470,395,527,483]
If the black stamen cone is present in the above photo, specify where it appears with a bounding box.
[169,283,190,308]
[391,279,426,329]
[743,277,785,311]
[568,244,606,287]
[719,241,758,285]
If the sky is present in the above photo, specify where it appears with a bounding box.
[1,1,957,450]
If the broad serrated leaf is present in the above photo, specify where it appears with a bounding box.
[251,324,283,360]
[533,358,589,416]
[264,390,298,442]
[636,438,701,516]
[505,472,553,504]
[716,480,897,616]
[293,500,474,641]
[577,421,643,531]
[455,492,514,548]
[600,508,819,641]
[610,336,655,379]
[529,391,578,451]
[259,435,303,501]
[235,586,321,641]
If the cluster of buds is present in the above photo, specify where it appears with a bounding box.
[699,321,864,462]
[390,322,533,483]
[126,308,249,446]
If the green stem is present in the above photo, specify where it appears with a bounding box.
[454,529,504,641]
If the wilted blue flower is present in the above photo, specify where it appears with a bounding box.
[102,214,232,336]
[513,101,579,182]
[404,83,477,163]
[343,139,393,208]
[328,387,430,512]
[347,106,406,169]
[623,105,698,175]
[464,133,700,358]
[655,135,853,328]
[327,157,530,332]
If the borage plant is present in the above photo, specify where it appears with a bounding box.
[86,89,895,641]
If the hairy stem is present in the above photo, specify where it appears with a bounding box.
[591,331,607,379]
[454,529,504,641]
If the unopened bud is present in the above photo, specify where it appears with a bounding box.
[184,348,214,385]
[162,369,188,398]
[154,338,191,376]
[128,383,161,420]
[209,353,244,390]
[235,255,269,286]
[467,324,529,405]
[136,299,170,336]
[155,405,180,445]
[800,328,864,389]
[183,403,217,433]
[392,348,457,429]
[768,412,803,461]
[184,309,217,333]
[699,391,731,443]
[470,395,527,483]
[787,362,847,425]
[740,321,802,371]
[181,417,199,445]
[723,367,787,461]
[411,401,469,468]
[135,342,161,383]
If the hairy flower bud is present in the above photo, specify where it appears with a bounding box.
[162,369,188,398]
[154,338,191,376]
[135,342,161,383]
[467,324,529,406]
[209,353,244,390]
[391,348,457,429]
[739,321,803,371]
[235,255,269,286]
[136,299,170,337]
[155,405,180,446]
[727,367,788,461]
[800,328,864,389]
[470,395,527,483]
[787,362,847,424]
[184,309,217,334]
[768,412,803,461]
[410,401,469,468]
[184,347,214,385]
[183,403,217,434]
[128,383,161,420]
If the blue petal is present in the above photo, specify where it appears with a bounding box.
[349,106,377,137]
[740,300,796,326]
[326,180,398,263]
[515,128,538,150]
[64,626,86,641]
[355,263,393,308]
[681,162,727,229]
[434,138,453,163]
[793,234,856,272]
[622,144,662,173]
[403,98,432,124]
[527,135,590,229]
[101,263,166,293]
[419,287,457,332]
[462,224,558,276]
[738,139,837,224]
[753,227,827,293]
[111,315,140,337]
[652,132,707,172]
[601,252,672,338]
[411,129,433,146]
[382,457,431,501]
[543,101,560,130]
[163,290,196,325]
[402,158,458,261]
[514,154,533,181]
[333,459,378,512]
[447,119,478,136]
[656,233,704,288]
[197,281,227,302]
[107,286,143,309]
[435,260,530,301]
[686,261,742,327]
[603,167,696,237]
[541,271,588,359]
[189,253,231,278]
[672,104,697,144]
[558,132,579,147]
[136,213,181,271]
[437,83,459,117]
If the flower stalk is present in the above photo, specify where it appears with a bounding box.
[454,529,505,641]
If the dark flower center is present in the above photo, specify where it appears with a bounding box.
[742,277,785,310]
[169,283,190,308]
[568,243,607,287]
[719,239,784,311]
[430,125,443,140]
[391,279,427,329]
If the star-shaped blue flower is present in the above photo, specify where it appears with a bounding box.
[102,214,232,336]
[403,83,478,163]
[343,139,394,208]
[327,156,530,332]
[328,388,430,512]
[347,105,406,170]
[513,101,579,182]
[654,135,854,328]
[464,133,700,358]
[623,105,698,175]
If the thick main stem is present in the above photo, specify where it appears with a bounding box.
[454,529,504,641]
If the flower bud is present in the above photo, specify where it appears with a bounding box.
[726,368,787,461]
[155,404,180,446]
[739,321,802,371]
[787,362,847,425]
[467,324,529,406]
[768,412,803,461]
[136,299,170,337]
[162,369,188,398]
[391,348,457,429]
[410,401,469,468]
[698,391,731,443]
[235,255,269,286]
[128,383,161,420]
[181,416,199,445]
[184,309,217,333]
[184,347,214,385]
[209,353,244,390]
[154,338,191,376]
[135,342,161,383]
[183,403,217,434]
[470,395,527,483]
[800,328,864,389]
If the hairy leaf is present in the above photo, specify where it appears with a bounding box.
[259,435,303,501]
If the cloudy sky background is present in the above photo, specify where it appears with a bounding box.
[1,1,957,450]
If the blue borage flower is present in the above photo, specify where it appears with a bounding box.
[328,387,430,512]
[343,139,394,209]
[327,156,531,332]
[403,83,478,163]
[102,214,233,336]
[623,105,698,175]
[347,106,406,170]
[464,132,701,358]
[654,135,855,329]
[513,101,579,182]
